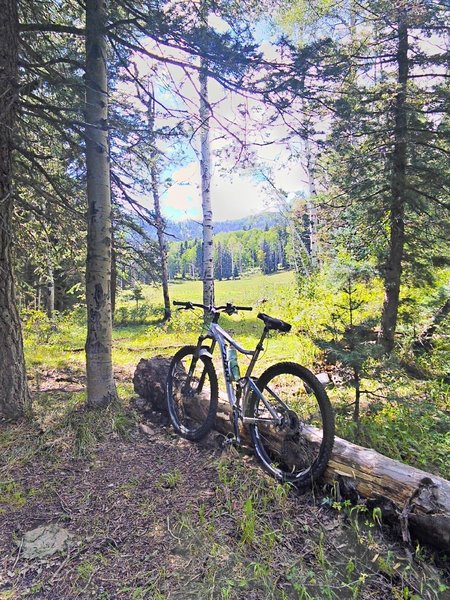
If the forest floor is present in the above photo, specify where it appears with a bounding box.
[1,370,449,600]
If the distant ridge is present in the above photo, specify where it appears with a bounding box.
[164,211,283,241]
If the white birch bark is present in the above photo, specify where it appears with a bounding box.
[84,0,117,407]
[199,4,214,309]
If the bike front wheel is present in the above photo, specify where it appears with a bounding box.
[166,345,218,441]
[247,362,335,488]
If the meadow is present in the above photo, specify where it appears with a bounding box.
[22,269,450,480]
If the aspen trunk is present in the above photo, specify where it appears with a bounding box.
[0,0,31,420]
[151,163,171,321]
[379,7,408,353]
[146,91,171,321]
[47,267,55,318]
[111,227,117,319]
[199,6,214,310]
[304,136,319,267]
[84,0,117,407]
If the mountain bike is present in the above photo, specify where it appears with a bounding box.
[166,301,335,488]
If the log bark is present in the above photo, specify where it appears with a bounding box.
[133,357,450,550]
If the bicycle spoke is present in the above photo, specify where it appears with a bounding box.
[248,362,334,486]
[166,346,218,440]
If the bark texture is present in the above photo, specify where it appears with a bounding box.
[303,135,319,267]
[0,0,31,420]
[134,357,450,550]
[84,0,117,407]
[379,6,409,353]
[147,92,170,321]
[151,165,171,320]
[199,13,214,310]
[133,357,171,412]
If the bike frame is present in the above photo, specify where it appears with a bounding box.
[196,318,284,441]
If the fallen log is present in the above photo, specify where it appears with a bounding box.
[133,357,450,550]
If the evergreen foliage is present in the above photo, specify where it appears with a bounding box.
[167,224,291,280]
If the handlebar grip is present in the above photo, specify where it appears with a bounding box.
[235,306,253,311]
[173,301,187,306]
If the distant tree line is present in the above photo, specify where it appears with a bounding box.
[167,225,291,280]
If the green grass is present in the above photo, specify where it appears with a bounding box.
[23,271,316,372]
[165,454,449,600]
[137,270,295,307]
[20,269,450,479]
[113,270,321,371]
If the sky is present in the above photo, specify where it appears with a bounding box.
[126,12,310,222]
[122,6,446,223]
[160,152,308,221]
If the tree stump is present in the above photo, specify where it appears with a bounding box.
[133,356,171,412]
[133,356,450,550]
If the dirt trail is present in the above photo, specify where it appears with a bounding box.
[1,373,448,599]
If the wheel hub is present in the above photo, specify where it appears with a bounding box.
[280,409,300,434]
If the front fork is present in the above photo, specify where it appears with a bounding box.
[192,335,216,394]
[195,335,243,444]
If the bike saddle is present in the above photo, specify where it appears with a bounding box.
[257,313,292,333]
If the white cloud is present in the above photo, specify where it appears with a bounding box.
[161,157,307,221]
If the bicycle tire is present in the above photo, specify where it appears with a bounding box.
[166,345,218,441]
[247,361,335,487]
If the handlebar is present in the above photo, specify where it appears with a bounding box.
[173,300,253,315]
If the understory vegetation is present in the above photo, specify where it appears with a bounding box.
[22,269,450,480]
[0,269,447,598]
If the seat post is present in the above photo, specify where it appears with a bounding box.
[247,326,268,375]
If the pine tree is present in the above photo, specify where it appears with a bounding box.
[0,0,31,420]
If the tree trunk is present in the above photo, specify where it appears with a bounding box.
[151,163,171,320]
[36,280,42,311]
[146,90,171,321]
[303,135,319,267]
[44,238,55,319]
[379,7,409,353]
[133,357,450,550]
[299,73,319,270]
[199,6,214,310]
[111,227,117,320]
[46,264,55,319]
[84,0,117,408]
[0,0,31,420]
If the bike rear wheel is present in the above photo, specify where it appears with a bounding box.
[166,345,218,440]
[247,362,334,487]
